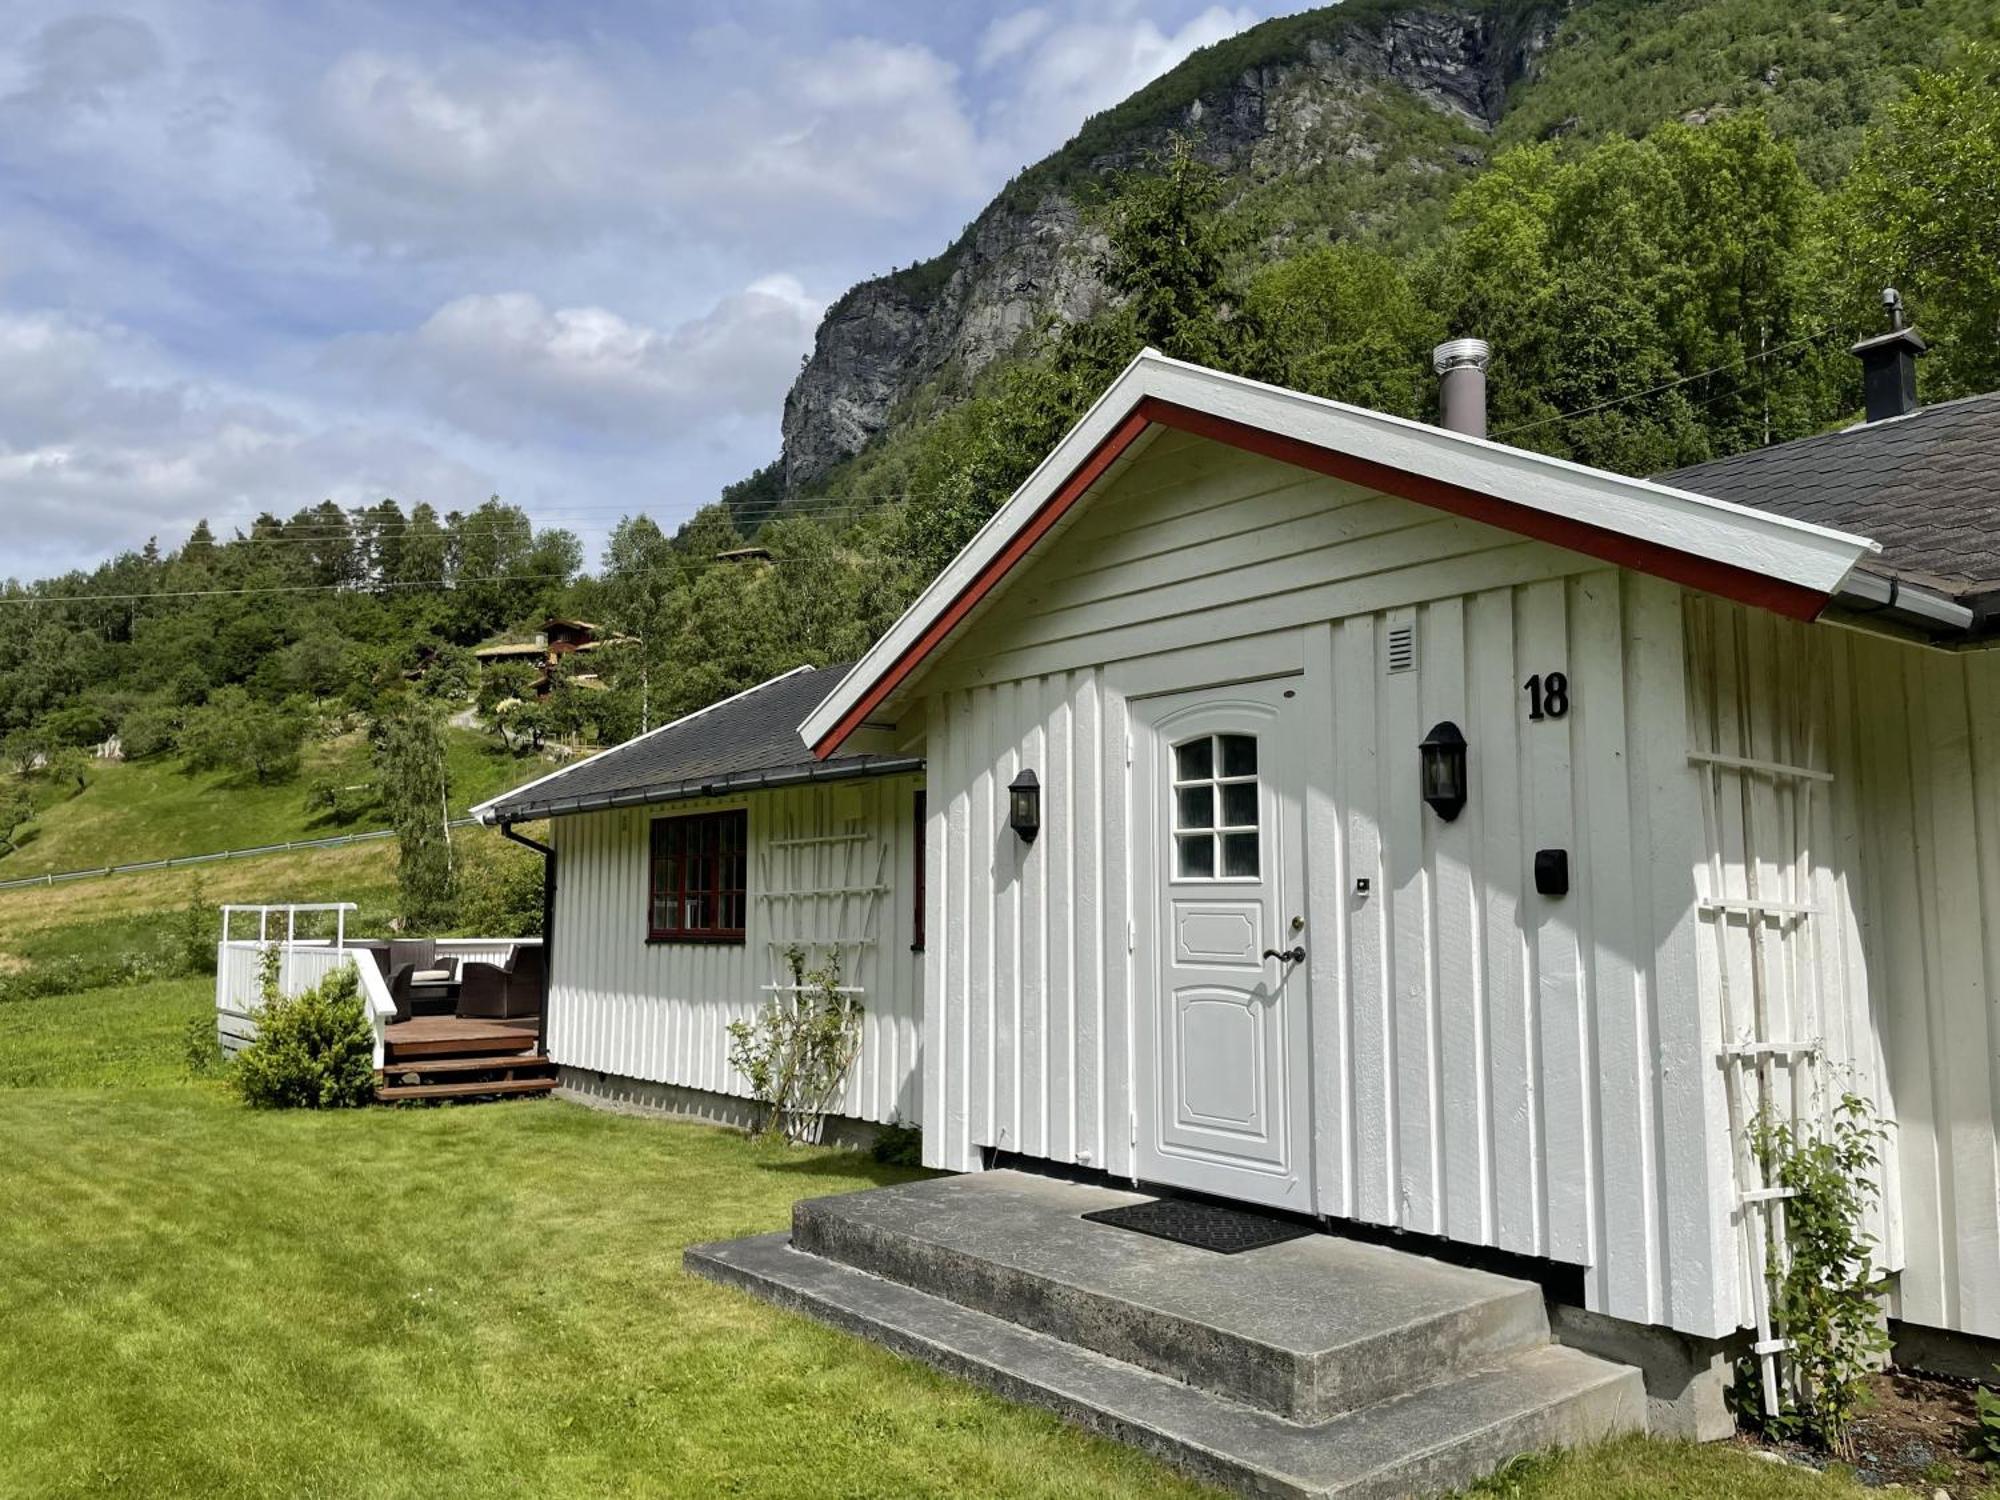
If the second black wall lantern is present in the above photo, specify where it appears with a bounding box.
[1418,722,1468,822]
[1008,769,1041,843]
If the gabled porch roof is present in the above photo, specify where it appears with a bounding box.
[802,349,1878,759]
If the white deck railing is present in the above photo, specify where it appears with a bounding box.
[213,906,541,1070]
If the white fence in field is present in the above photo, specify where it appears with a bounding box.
[0,818,483,893]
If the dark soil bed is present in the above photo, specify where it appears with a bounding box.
[1738,1371,1998,1495]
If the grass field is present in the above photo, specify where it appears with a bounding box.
[1,725,533,878]
[0,824,554,987]
[0,978,1895,1500]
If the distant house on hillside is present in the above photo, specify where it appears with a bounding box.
[473,618,627,697]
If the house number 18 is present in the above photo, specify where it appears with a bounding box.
[1524,671,1570,721]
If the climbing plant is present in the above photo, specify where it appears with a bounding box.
[727,944,864,1146]
[1747,1093,1892,1457]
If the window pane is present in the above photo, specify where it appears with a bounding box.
[1221,782,1258,828]
[651,811,748,938]
[1175,785,1214,830]
[1175,737,1212,782]
[1220,734,1257,777]
[1176,833,1215,879]
[1222,831,1260,878]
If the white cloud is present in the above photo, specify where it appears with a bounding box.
[309,47,644,253]
[339,277,824,445]
[0,310,491,579]
[978,10,1054,70]
[982,5,1260,163]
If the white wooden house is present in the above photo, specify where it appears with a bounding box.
[478,333,2000,1387]
[475,666,928,1130]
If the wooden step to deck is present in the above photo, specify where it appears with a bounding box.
[379,1053,553,1078]
[383,1032,540,1062]
[376,1076,558,1102]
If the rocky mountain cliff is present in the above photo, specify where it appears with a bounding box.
[779,0,1564,492]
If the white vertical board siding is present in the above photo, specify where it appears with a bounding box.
[549,775,924,1126]
[1298,570,1731,1335]
[1687,602,2000,1340]
[916,433,1739,1335]
[1683,600,1890,1353]
[1832,630,2000,1339]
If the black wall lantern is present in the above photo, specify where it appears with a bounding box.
[1418,721,1468,822]
[1008,769,1041,844]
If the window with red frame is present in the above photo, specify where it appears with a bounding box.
[648,810,747,942]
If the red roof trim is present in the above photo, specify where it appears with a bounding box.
[1140,399,1830,621]
[813,394,1830,757]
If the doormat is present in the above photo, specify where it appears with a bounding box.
[1081,1197,1313,1255]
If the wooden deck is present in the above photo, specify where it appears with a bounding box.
[383,1015,540,1056]
[378,1014,554,1100]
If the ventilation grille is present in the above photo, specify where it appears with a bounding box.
[1386,623,1417,674]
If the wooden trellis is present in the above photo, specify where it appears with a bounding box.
[1686,601,1838,1419]
[757,790,889,1006]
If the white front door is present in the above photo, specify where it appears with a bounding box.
[1132,678,1312,1212]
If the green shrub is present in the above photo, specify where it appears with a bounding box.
[871,1120,923,1169]
[177,879,216,975]
[1740,1094,1891,1457]
[233,965,375,1109]
[727,945,862,1144]
[182,1015,225,1077]
[1970,1368,2000,1465]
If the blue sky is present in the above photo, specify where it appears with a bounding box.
[0,1,1298,579]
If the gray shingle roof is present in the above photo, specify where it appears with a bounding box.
[1657,391,2000,596]
[478,662,918,823]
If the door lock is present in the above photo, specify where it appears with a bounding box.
[1262,946,1306,965]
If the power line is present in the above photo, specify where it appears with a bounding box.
[1490,327,1837,439]
[0,572,578,605]
[1,550,929,606]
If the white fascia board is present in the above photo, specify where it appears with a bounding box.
[471,662,819,824]
[1139,355,1876,585]
[800,349,1880,751]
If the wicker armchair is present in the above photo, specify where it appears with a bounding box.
[455,946,544,1020]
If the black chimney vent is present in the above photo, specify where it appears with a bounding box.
[1850,287,1925,423]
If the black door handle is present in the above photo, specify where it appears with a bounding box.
[1262,946,1306,964]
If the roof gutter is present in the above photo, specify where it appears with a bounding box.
[476,754,925,826]
[1830,569,1976,638]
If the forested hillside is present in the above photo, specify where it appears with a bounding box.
[4,0,1998,876]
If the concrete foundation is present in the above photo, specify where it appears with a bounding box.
[1550,1304,1741,1440]
[554,1066,884,1150]
[1892,1319,2000,1384]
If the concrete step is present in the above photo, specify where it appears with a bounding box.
[687,1231,1645,1500]
[792,1170,1549,1422]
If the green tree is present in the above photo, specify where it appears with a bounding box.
[117,704,179,760]
[0,784,33,855]
[599,514,681,731]
[180,687,307,784]
[1424,116,1834,473]
[1242,244,1444,417]
[898,314,1137,576]
[1100,134,1245,366]
[375,706,455,929]
[1834,50,2000,400]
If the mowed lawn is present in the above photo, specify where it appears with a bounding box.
[0,980,1883,1500]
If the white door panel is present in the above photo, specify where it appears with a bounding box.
[1133,678,1312,1211]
